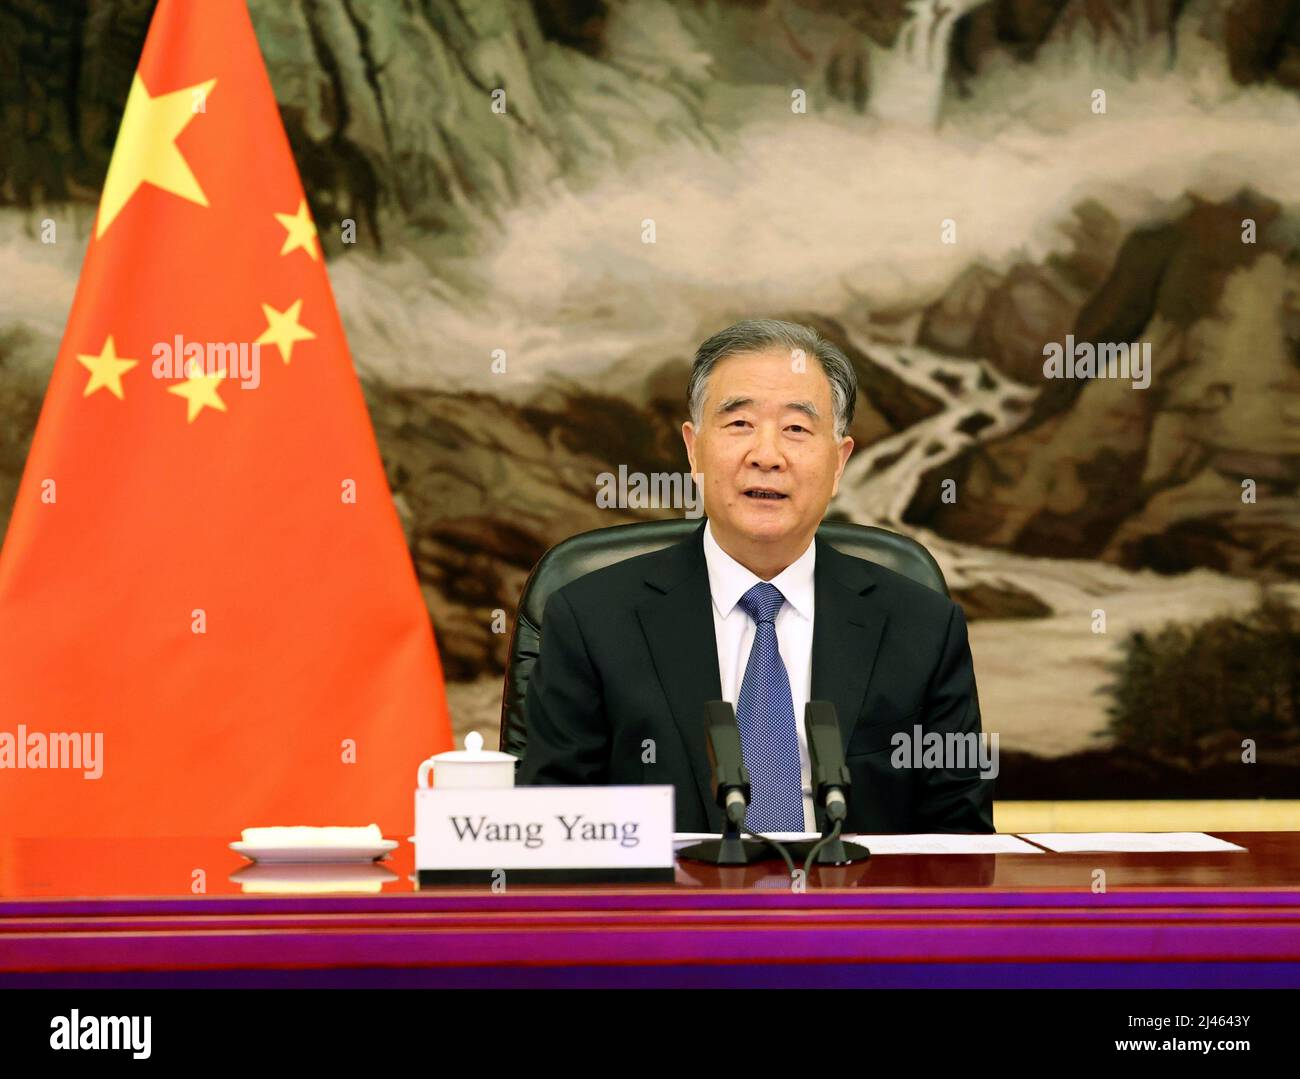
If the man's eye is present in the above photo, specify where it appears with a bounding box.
[787,425,808,433]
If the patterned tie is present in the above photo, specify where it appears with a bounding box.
[734,581,804,831]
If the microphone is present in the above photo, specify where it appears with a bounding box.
[679,700,866,871]
[703,700,750,828]
[678,701,774,867]
[805,700,851,824]
[800,700,869,869]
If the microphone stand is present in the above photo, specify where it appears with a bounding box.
[788,819,871,870]
[788,701,871,867]
[676,800,794,868]
[675,829,768,866]
[677,701,795,867]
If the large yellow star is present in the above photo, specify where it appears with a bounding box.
[255,299,316,364]
[274,199,319,260]
[76,335,138,399]
[167,359,227,423]
[96,73,218,239]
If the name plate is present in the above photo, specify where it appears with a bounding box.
[414,785,676,884]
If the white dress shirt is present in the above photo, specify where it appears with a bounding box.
[702,519,816,831]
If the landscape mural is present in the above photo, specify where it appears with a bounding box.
[2,0,1298,799]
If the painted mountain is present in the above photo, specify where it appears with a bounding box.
[2,0,1298,797]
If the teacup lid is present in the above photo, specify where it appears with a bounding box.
[432,730,517,763]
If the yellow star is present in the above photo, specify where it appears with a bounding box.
[167,359,228,423]
[274,199,319,260]
[96,73,217,239]
[76,335,138,399]
[254,299,316,364]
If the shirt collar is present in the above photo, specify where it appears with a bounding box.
[702,519,815,621]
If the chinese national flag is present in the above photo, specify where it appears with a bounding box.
[0,0,453,839]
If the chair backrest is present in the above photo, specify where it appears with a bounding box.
[498,518,948,757]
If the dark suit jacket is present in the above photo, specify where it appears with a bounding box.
[517,522,994,834]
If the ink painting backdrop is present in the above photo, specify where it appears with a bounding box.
[2,0,1298,805]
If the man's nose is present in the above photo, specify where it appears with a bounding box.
[745,426,785,470]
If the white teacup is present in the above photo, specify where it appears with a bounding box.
[417,731,517,790]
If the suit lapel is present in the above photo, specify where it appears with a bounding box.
[811,536,886,751]
[634,527,887,822]
[635,525,720,824]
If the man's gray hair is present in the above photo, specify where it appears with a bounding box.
[688,319,858,440]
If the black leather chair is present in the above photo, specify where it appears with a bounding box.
[499,518,948,758]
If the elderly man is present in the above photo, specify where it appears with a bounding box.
[518,319,993,834]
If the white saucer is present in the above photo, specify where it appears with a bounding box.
[229,839,399,864]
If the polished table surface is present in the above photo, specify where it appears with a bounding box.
[2,832,1299,987]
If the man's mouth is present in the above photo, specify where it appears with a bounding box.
[743,488,788,500]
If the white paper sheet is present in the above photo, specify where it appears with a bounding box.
[672,832,1041,854]
[1018,832,1246,853]
[851,833,1042,854]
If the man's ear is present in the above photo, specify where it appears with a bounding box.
[681,420,698,475]
[830,436,854,498]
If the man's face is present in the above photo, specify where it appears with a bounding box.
[682,348,854,550]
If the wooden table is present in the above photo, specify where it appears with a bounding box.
[2,832,1298,987]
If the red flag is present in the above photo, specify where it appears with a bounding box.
[0,0,453,839]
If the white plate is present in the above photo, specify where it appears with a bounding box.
[229,840,398,864]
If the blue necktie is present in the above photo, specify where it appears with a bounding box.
[735,582,803,831]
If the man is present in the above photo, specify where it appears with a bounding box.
[518,319,993,834]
